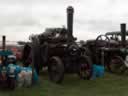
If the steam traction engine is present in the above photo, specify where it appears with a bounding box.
[22,6,92,83]
[82,23,128,74]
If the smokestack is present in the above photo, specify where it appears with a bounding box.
[2,35,6,51]
[121,23,126,47]
[67,6,74,41]
[2,35,6,65]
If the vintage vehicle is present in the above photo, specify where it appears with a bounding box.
[104,26,128,73]
[82,23,128,74]
[22,6,92,83]
[0,36,17,90]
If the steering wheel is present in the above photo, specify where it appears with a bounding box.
[95,35,110,48]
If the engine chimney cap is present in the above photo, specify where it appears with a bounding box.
[67,6,74,13]
[121,23,126,25]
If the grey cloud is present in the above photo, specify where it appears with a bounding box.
[75,18,121,33]
[0,18,36,27]
[0,0,128,41]
[0,0,73,7]
[1,0,32,5]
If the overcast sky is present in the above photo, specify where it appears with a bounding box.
[0,0,128,41]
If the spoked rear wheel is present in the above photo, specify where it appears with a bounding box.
[78,56,92,80]
[48,56,64,84]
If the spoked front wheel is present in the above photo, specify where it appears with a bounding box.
[7,77,16,90]
[78,56,92,80]
[108,56,124,74]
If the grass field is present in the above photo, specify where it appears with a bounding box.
[1,72,128,96]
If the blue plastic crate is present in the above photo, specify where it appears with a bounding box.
[91,64,105,80]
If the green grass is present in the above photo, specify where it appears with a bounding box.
[1,73,128,96]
